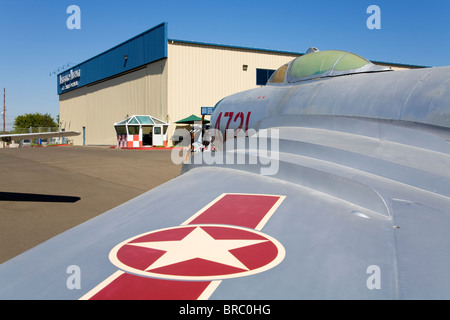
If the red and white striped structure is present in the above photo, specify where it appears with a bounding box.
[116,134,143,149]
[114,115,168,149]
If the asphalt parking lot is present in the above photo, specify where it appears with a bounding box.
[0,146,181,264]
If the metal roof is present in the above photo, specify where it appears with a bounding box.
[57,22,430,96]
[114,115,167,126]
[57,23,168,95]
[168,38,301,56]
[167,39,431,69]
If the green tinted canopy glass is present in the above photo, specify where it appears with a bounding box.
[267,64,288,84]
[289,51,350,78]
[333,52,369,71]
[286,50,390,83]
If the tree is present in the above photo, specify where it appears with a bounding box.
[13,113,58,132]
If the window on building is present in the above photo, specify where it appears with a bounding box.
[256,69,276,86]
[128,126,139,135]
[115,126,127,135]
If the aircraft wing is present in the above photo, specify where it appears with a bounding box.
[0,131,80,143]
[0,116,449,300]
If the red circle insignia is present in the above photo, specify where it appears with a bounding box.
[109,224,286,281]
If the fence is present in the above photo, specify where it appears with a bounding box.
[9,127,60,134]
[2,127,69,147]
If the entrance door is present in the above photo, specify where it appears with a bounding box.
[152,125,163,146]
[142,126,152,146]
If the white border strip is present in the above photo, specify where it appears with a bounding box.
[80,193,286,300]
[255,195,286,231]
[197,280,222,300]
[181,193,228,225]
[79,270,124,300]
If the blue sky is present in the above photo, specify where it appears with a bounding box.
[0,0,449,130]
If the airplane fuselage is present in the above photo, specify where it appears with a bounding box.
[211,65,450,135]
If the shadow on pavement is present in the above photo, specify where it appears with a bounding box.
[0,192,81,203]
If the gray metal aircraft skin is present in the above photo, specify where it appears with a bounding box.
[0,50,449,299]
[0,131,80,144]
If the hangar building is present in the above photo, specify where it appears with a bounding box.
[58,22,424,146]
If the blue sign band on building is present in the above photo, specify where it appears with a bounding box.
[57,22,168,95]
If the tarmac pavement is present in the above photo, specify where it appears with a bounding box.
[0,146,181,263]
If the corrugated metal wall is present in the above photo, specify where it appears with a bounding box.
[59,60,168,145]
[59,30,422,146]
[166,41,299,143]
[59,40,299,146]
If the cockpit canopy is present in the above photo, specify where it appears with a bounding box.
[268,49,392,85]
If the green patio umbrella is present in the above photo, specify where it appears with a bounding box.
[175,114,209,124]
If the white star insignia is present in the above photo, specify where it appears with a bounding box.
[127,226,268,271]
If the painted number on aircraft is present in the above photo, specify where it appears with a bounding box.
[215,111,251,132]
